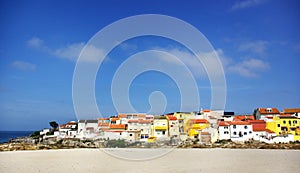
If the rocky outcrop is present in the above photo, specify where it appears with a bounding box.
[1,138,300,151]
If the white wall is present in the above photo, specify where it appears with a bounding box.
[218,126,230,140]
[230,124,253,141]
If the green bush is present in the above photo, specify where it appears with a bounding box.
[106,139,126,148]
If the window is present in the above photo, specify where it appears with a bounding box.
[249,131,252,134]
[293,120,297,124]
[233,132,237,135]
[120,133,122,135]
[289,121,291,125]
[244,126,248,129]
[283,120,286,124]
[224,127,228,129]
[162,131,166,135]
[233,125,236,129]
[244,132,247,135]
[277,124,280,127]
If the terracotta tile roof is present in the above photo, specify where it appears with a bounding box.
[279,116,298,119]
[247,120,265,124]
[138,119,152,124]
[202,110,211,112]
[109,124,126,129]
[110,118,119,122]
[229,121,251,125]
[167,115,177,120]
[253,127,266,132]
[59,124,66,128]
[137,114,146,118]
[98,118,109,120]
[283,108,300,114]
[86,127,94,130]
[98,122,109,126]
[190,119,209,124]
[128,119,139,123]
[265,129,276,133]
[250,120,266,131]
[234,115,255,121]
[218,121,230,126]
[118,114,127,118]
[258,108,280,114]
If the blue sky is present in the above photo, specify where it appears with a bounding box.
[0,0,299,130]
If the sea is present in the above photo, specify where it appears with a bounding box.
[0,131,34,144]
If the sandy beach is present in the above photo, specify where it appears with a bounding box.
[0,148,299,173]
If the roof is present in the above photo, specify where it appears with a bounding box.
[128,119,152,123]
[229,121,251,125]
[86,127,94,130]
[247,120,265,124]
[66,121,77,125]
[78,120,98,123]
[137,114,146,118]
[283,108,300,114]
[279,116,298,119]
[98,122,109,126]
[110,118,119,122]
[138,119,152,123]
[218,121,230,126]
[234,115,255,121]
[167,115,177,121]
[189,119,209,124]
[202,110,211,113]
[251,121,266,131]
[118,114,127,118]
[258,108,280,114]
[265,129,276,133]
[109,124,126,129]
[86,120,98,123]
[98,118,109,120]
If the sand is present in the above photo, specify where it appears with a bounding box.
[0,148,299,173]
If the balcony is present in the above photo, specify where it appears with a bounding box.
[155,126,167,130]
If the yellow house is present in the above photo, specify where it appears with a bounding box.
[150,116,169,140]
[266,115,300,140]
[173,112,195,133]
[185,119,210,138]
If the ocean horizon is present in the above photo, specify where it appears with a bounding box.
[0,131,34,144]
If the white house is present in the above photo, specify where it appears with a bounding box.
[167,116,180,138]
[229,121,253,142]
[77,120,98,138]
[218,121,230,140]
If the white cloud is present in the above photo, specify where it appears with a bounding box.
[228,58,269,77]
[27,37,106,63]
[11,61,36,71]
[231,0,266,10]
[27,37,49,52]
[54,43,85,61]
[238,40,268,56]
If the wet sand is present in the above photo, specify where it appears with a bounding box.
[0,148,299,173]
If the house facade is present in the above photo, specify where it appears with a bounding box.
[218,121,230,140]
[229,121,253,142]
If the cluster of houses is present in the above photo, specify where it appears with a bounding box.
[41,108,300,144]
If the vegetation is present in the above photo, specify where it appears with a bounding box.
[105,139,126,148]
[30,131,41,139]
